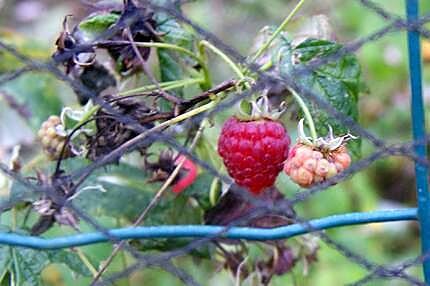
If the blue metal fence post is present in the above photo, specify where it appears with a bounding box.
[406,0,430,282]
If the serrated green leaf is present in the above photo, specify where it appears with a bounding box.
[287,38,363,158]
[10,247,91,286]
[13,247,49,286]
[158,50,183,84]
[294,39,340,62]
[79,13,120,35]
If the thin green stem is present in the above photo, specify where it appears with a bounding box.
[133,42,211,89]
[71,77,206,134]
[158,100,217,128]
[260,60,273,71]
[119,78,204,96]
[199,40,245,80]
[251,0,307,62]
[198,43,212,90]
[120,251,130,286]
[134,42,200,63]
[78,105,99,125]
[75,93,220,194]
[72,78,204,129]
[11,208,16,231]
[76,249,98,278]
[22,154,45,172]
[289,88,318,142]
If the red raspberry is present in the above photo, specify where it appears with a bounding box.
[218,117,291,195]
[284,143,351,187]
[172,155,198,194]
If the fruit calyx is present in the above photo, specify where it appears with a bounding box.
[237,94,286,122]
[297,118,357,153]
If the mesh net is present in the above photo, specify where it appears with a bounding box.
[0,0,429,285]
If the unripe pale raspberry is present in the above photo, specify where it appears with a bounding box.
[312,151,323,160]
[314,175,324,183]
[333,152,351,170]
[302,158,317,172]
[283,160,293,174]
[326,163,338,178]
[294,145,313,164]
[334,162,345,172]
[38,116,71,160]
[315,158,330,177]
[296,167,313,186]
[283,143,352,188]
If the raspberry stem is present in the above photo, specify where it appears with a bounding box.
[119,77,205,96]
[75,248,98,277]
[127,41,211,89]
[289,88,318,143]
[131,41,205,67]
[199,40,245,80]
[251,0,307,62]
[198,42,212,90]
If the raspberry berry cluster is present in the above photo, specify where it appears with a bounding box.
[218,96,291,195]
[218,103,355,194]
[218,117,290,194]
[37,115,71,160]
[284,143,351,187]
[284,119,354,188]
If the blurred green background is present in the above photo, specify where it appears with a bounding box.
[1,0,430,285]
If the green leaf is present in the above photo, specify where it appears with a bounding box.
[10,247,91,286]
[182,172,213,211]
[0,246,11,282]
[155,4,194,106]
[58,158,202,226]
[7,156,204,252]
[288,38,363,158]
[57,159,157,221]
[13,248,49,286]
[294,39,340,62]
[74,157,205,252]
[79,13,120,36]
[239,100,252,116]
[46,250,92,277]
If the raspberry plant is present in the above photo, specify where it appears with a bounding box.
[0,1,369,285]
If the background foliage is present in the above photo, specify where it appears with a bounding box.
[0,0,429,285]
